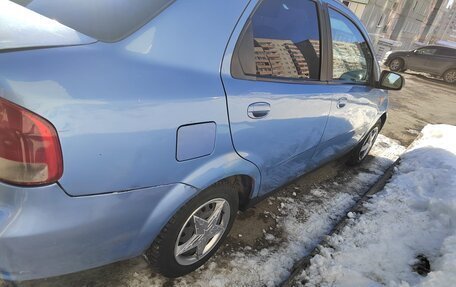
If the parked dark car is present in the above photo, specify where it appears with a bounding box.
[384,45,456,84]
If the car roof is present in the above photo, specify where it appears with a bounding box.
[422,45,456,50]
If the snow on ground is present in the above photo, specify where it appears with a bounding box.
[167,135,405,287]
[300,125,456,287]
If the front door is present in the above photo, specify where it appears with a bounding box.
[221,0,332,194]
[313,7,381,164]
[407,47,437,71]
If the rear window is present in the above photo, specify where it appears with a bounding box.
[11,0,174,42]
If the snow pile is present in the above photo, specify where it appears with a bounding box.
[302,124,456,287]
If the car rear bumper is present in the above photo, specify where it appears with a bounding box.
[0,181,198,281]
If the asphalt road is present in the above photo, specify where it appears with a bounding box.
[382,71,456,146]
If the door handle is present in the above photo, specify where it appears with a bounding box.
[247,102,271,119]
[337,97,348,109]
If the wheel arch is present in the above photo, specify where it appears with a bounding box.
[207,175,255,210]
[179,152,261,209]
[136,172,257,259]
[139,173,258,264]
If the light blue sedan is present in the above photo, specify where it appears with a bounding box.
[0,0,403,281]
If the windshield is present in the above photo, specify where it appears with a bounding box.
[11,0,174,42]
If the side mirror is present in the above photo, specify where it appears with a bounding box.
[378,70,404,90]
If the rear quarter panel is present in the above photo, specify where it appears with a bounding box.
[0,0,260,196]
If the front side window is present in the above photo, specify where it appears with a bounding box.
[329,9,373,83]
[233,0,321,81]
[416,48,437,55]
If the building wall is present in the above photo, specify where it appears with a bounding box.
[419,0,446,43]
[360,0,396,38]
[389,0,434,49]
[431,4,456,43]
[342,0,401,47]
[342,0,455,51]
[344,1,367,18]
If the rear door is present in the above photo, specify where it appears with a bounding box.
[407,47,437,71]
[312,5,382,164]
[221,0,332,195]
[425,47,456,75]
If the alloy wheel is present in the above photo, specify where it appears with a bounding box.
[390,59,402,71]
[359,127,379,161]
[444,70,456,84]
[174,198,230,265]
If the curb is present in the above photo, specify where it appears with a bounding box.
[280,158,401,287]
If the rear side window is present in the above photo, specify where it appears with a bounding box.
[232,0,321,81]
[329,8,373,84]
[438,48,456,57]
[12,0,174,42]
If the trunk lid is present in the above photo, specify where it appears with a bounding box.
[0,1,96,51]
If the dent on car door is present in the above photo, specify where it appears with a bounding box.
[313,7,380,163]
[221,0,333,195]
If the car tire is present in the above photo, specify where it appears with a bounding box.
[389,58,404,72]
[443,69,456,84]
[346,120,382,166]
[147,181,239,278]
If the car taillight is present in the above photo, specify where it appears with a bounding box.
[0,97,63,186]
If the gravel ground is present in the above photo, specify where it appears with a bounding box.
[3,72,454,287]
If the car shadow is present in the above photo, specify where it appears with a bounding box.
[403,71,455,87]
